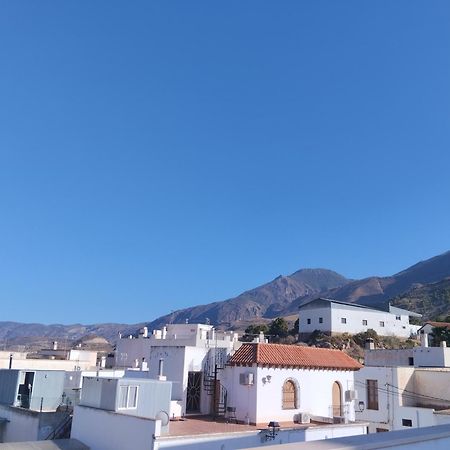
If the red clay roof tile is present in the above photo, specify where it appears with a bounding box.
[228,343,362,371]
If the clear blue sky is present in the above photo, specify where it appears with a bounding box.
[1,1,449,324]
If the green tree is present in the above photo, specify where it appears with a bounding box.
[268,317,289,341]
[289,318,299,336]
[431,326,450,346]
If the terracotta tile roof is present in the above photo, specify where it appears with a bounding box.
[424,321,450,330]
[228,343,362,371]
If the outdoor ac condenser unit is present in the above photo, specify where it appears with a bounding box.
[345,390,358,402]
[295,412,311,424]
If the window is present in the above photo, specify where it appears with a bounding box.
[366,380,379,410]
[402,419,412,427]
[319,317,323,324]
[379,321,385,327]
[307,319,311,325]
[408,357,414,366]
[376,428,389,432]
[282,379,297,409]
[362,320,368,326]
[396,315,401,320]
[118,385,138,409]
[341,318,347,324]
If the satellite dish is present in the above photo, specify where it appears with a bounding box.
[155,410,170,426]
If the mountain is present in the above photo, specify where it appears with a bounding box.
[145,269,350,329]
[297,251,450,310]
[390,277,450,321]
[0,321,144,350]
[2,250,450,344]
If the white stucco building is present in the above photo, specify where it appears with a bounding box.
[221,342,362,426]
[298,298,421,338]
[114,323,241,417]
[355,335,450,433]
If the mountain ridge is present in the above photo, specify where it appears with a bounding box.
[1,251,450,346]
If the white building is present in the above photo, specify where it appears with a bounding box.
[71,360,367,450]
[355,335,450,433]
[221,342,362,426]
[114,323,241,417]
[298,298,421,338]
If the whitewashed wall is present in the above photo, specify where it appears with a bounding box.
[71,405,160,450]
[299,302,415,337]
[0,405,40,443]
[155,423,367,450]
[221,365,357,425]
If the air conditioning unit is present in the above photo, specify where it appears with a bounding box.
[239,373,254,385]
[295,412,311,424]
[345,390,358,402]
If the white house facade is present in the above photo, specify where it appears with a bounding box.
[298,298,421,338]
[221,343,362,426]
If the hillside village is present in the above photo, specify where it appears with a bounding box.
[2,264,450,449]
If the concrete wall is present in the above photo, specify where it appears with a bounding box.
[115,338,152,368]
[148,347,186,403]
[155,423,367,450]
[71,405,159,450]
[0,404,68,443]
[365,349,414,367]
[221,365,357,425]
[413,369,450,409]
[257,424,450,450]
[29,371,66,411]
[0,370,19,406]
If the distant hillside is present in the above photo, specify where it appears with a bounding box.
[390,278,450,321]
[298,251,450,310]
[2,250,450,344]
[145,269,350,329]
[0,321,143,350]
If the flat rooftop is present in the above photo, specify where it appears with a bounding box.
[167,415,334,437]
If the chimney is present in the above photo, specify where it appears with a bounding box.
[9,353,13,370]
[365,338,375,350]
[441,341,447,348]
[158,358,167,381]
[142,327,148,338]
[141,357,148,371]
[52,341,58,350]
[420,331,429,348]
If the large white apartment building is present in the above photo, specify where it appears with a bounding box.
[298,298,421,338]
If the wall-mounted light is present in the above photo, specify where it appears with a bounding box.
[265,421,280,441]
[358,401,365,412]
[266,375,272,382]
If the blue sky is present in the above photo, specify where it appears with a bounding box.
[0,1,449,324]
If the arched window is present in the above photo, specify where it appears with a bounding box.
[282,379,298,409]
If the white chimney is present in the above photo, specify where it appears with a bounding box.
[441,341,447,348]
[365,338,375,350]
[420,331,429,348]
[52,341,58,350]
[142,327,148,338]
[158,358,166,381]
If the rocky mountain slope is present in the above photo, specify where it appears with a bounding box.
[145,268,350,329]
[291,251,450,311]
[1,250,450,345]
[390,277,450,321]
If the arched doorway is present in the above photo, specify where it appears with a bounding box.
[332,381,342,417]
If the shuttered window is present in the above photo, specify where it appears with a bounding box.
[367,379,379,410]
[282,380,297,409]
